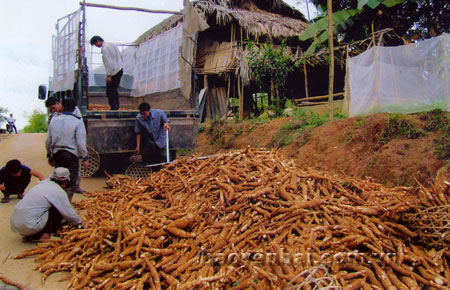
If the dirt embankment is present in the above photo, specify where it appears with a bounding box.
[195,112,447,187]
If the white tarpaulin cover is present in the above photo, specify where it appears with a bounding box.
[50,10,81,92]
[131,24,183,96]
[348,34,450,117]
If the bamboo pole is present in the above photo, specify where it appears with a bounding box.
[373,23,380,112]
[239,27,244,119]
[80,2,183,15]
[227,76,231,116]
[238,76,244,119]
[296,92,344,102]
[389,50,400,102]
[345,46,351,116]
[298,101,329,106]
[327,0,335,120]
[303,62,309,99]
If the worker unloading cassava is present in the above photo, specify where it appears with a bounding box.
[10,167,84,243]
[0,159,45,203]
[134,102,170,171]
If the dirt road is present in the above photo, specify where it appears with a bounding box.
[0,134,106,289]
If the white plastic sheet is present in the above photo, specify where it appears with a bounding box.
[50,10,81,92]
[348,34,450,117]
[131,24,183,97]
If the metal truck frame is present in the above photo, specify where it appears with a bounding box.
[38,2,198,176]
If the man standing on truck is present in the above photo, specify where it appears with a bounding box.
[135,102,170,170]
[90,35,124,110]
[46,98,89,200]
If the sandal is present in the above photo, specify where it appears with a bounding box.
[1,197,10,203]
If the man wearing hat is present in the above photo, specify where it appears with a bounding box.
[10,167,83,243]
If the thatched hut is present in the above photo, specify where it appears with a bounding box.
[134,0,310,120]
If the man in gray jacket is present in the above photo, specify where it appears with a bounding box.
[10,167,83,242]
[46,98,89,200]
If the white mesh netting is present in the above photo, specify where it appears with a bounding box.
[347,33,450,117]
[131,24,183,97]
[50,10,81,92]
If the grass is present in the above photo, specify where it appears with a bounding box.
[269,108,344,148]
[423,109,448,132]
[435,123,450,160]
[380,114,423,144]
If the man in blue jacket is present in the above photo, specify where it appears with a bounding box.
[0,159,45,203]
[134,102,170,169]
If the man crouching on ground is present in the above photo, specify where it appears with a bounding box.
[10,167,83,242]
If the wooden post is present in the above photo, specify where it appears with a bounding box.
[345,45,351,116]
[227,76,231,116]
[389,50,400,102]
[238,76,244,119]
[303,62,309,98]
[204,75,208,93]
[239,26,244,119]
[327,0,335,120]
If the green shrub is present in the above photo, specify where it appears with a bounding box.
[424,109,448,131]
[198,123,205,133]
[270,109,332,148]
[435,124,450,159]
[380,114,423,144]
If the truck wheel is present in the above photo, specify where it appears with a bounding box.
[79,147,100,177]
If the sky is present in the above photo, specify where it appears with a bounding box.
[0,0,317,130]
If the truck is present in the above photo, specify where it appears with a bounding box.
[38,2,199,176]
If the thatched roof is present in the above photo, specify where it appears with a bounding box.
[202,0,306,21]
[195,0,309,39]
[135,0,309,45]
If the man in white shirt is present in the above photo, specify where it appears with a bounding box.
[90,35,124,110]
[10,167,83,243]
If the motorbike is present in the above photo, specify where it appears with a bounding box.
[6,121,16,134]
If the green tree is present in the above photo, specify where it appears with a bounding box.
[0,106,8,126]
[23,109,48,133]
[299,0,413,54]
[299,0,449,54]
[246,41,295,115]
